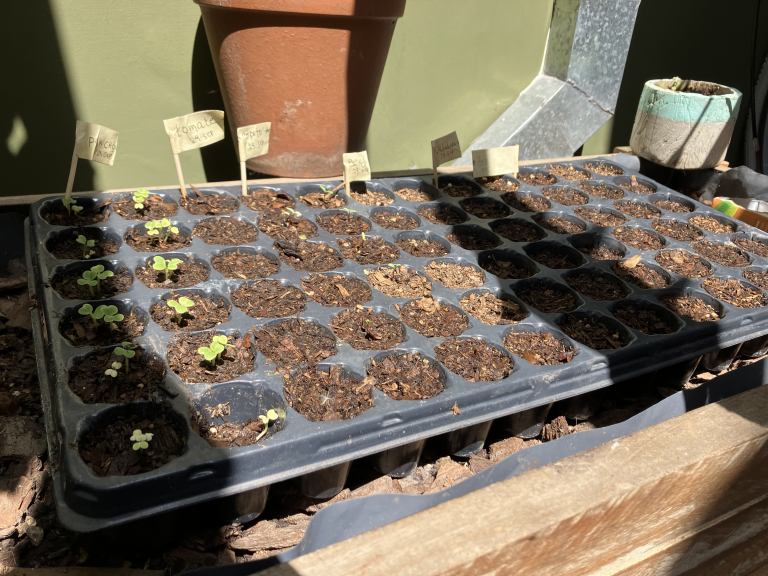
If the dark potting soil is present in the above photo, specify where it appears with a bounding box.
[652,218,703,241]
[196,413,268,449]
[573,206,627,227]
[502,331,576,365]
[316,212,371,235]
[459,291,528,324]
[181,190,239,215]
[662,295,721,322]
[533,214,587,235]
[515,281,580,312]
[459,197,511,219]
[526,245,583,269]
[284,365,373,422]
[258,209,318,242]
[576,242,624,261]
[68,346,166,404]
[394,185,439,202]
[744,269,768,290]
[655,250,712,278]
[542,186,589,206]
[612,227,665,250]
[517,171,557,185]
[331,308,405,350]
[617,176,655,194]
[546,164,590,181]
[702,277,768,308]
[231,280,306,318]
[78,406,186,477]
[367,352,445,400]
[475,176,520,192]
[302,273,372,307]
[135,259,210,289]
[365,265,432,298]
[489,218,546,242]
[348,183,393,206]
[42,200,110,226]
[612,302,678,335]
[440,182,481,198]
[244,188,296,211]
[150,293,230,331]
[478,252,536,279]
[124,229,191,252]
[167,332,254,384]
[211,250,279,279]
[193,217,258,245]
[299,190,346,209]
[417,204,469,225]
[434,338,512,381]
[252,319,337,369]
[557,313,630,350]
[612,260,670,289]
[565,269,629,300]
[734,236,768,257]
[691,240,750,267]
[579,181,624,199]
[584,161,624,176]
[425,261,486,288]
[48,228,120,260]
[274,240,343,272]
[398,297,468,337]
[613,200,661,220]
[51,266,133,300]
[112,195,177,221]
[0,327,41,417]
[653,198,692,213]
[60,308,146,347]
[688,215,736,234]
[446,227,501,250]
[396,237,449,257]
[369,209,420,230]
[337,236,400,264]
[500,192,551,212]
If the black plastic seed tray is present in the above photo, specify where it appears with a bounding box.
[27,154,768,531]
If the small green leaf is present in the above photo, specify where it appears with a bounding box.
[178,296,195,308]
[104,368,118,378]
[78,303,94,316]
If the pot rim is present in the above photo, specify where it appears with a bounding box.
[194,0,406,19]
[647,78,742,100]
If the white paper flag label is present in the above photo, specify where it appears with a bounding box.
[163,110,225,154]
[431,131,461,168]
[342,151,371,182]
[472,145,520,178]
[74,121,118,166]
[237,122,271,161]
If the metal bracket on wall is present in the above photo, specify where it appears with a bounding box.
[455,0,641,164]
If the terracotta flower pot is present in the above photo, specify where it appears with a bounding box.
[195,0,406,178]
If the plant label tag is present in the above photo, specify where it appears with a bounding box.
[343,151,371,183]
[472,145,519,178]
[237,122,271,161]
[431,131,461,169]
[74,121,119,166]
[163,110,225,154]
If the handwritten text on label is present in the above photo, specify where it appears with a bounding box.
[472,145,519,178]
[343,151,371,182]
[237,122,271,161]
[431,131,461,169]
[163,110,225,154]
[74,121,119,166]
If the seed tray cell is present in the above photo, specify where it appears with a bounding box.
[27,155,768,531]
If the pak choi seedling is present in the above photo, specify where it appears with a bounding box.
[255,407,286,441]
[76,234,96,259]
[76,264,114,297]
[133,188,150,211]
[78,303,124,329]
[167,296,195,324]
[62,196,83,216]
[197,334,230,365]
[130,429,153,451]
[145,218,179,244]
[152,255,183,283]
[114,342,137,372]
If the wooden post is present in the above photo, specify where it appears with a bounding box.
[172,152,187,202]
[63,148,79,200]
[240,160,248,197]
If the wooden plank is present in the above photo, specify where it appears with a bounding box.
[261,385,768,576]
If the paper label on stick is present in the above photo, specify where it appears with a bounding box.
[431,131,461,168]
[342,151,371,182]
[74,121,118,166]
[237,122,271,161]
[163,110,225,154]
[472,145,519,178]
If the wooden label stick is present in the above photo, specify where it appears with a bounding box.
[65,121,119,199]
[431,131,461,187]
[472,145,519,179]
[342,151,371,196]
[236,122,271,197]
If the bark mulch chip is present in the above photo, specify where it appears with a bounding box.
[136,258,209,289]
[565,269,629,300]
[370,209,420,230]
[475,176,520,192]
[348,183,393,206]
[125,228,191,252]
[113,194,177,221]
[613,260,670,289]
[398,297,468,337]
[316,212,371,235]
[655,250,712,278]
[733,236,768,257]
[744,269,768,290]
[584,161,624,176]
[546,164,590,181]
[574,206,627,227]
[365,265,432,298]
[702,277,768,308]
[459,291,528,324]
[181,191,239,215]
[418,204,469,225]
[331,308,405,350]
[52,265,133,300]
[396,237,449,257]
[151,293,230,331]
[48,228,120,260]
[515,282,580,312]
[689,215,736,234]
[612,302,678,335]
[425,261,485,288]
[231,280,306,318]
[168,332,254,384]
[258,209,317,242]
[662,295,722,322]
[517,171,557,186]
[275,240,343,272]
[434,338,513,381]
[252,319,337,369]
[533,214,587,234]
[503,332,576,365]
[367,352,445,400]
[558,313,630,350]
[691,240,750,268]
[490,219,546,242]
[501,192,551,212]
[652,198,692,213]
[244,188,296,211]
[612,227,664,250]
[302,274,372,307]
[284,365,373,422]
[211,250,279,279]
[579,181,624,199]
[193,217,258,245]
[338,236,400,264]
[542,186,589,206]
[60,308,146,347]
[652,218,703,241]
[613,200,661,220]
[459,197,511,219]
[394,185,439,202]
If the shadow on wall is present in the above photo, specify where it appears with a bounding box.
[0,1,93,197]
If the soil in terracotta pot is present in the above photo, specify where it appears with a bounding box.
[181,190,239,215]
[557,313,630,350]
[78,406,186,476]
[526,245,583,269]
[275,240,343,272]
[702,277,768,308]
[518,171,557,186]
[252,319,337,369]
[331,308,405,350]
[258,209,317,242]
[579,181,624,199]
[367,352,444,400]
[151,293,229,331]
[500,192,551,212]
[489,218,546,242]
[434,338,512,381]
[68,346,166,404]
[398,297,468,337]
[337,236,399,264]
[211,250,279,279]
[479,251,536,279]
[365,265,432,298]
[231,280,306,318]
[459,291,527,324]
[316,212,371,235]
[612,200,661,220]
[370,209,420,230]
[395,237,449,257]
[734,236,768,257]
[652,219,703,241]
[612,227,665,250]
[574,206,627,227]
[691,240,750,267]
[42,199,110,226]
[284,365,373,422]
[302,273,372,307]
[244,188,295,211]
[348,183,393,206]
[542,186,589,206]
[299,189,345,209]
[125,227,191,252]
[52,265,133,300]
[193,217,258,245]
[60,308,146,347]
[515,281,580,312]
[546,164,590,181]
[48,228,120,260]
[617,176,655,194]
[167,331,253,384]
[417,204,469,225]
[565,269,629,300]
[475,176,519,192]
[584,161,624,176]
[652,198,692,213]
[688,215,736,234]
[135,258,209,289]
[575,242,624,261]
[195,407,271,449]
[446,226,502,251]
[459,197,511,219]
[503,331,576,365]
[743,269,768,290]
[0,328,40,417]
[612,302,678,335]
[613,260,671,289]
[655,249,712,278]
[662,295,722,322]
[393,184,439,202]
[112,194,177,221]
[440,181,482,198]
[425,260,485,288]
[533,214,587,235]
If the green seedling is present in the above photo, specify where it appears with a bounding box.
[387,263,401,269]
[130,429,153,451]
[280,207,302,218]
[133,188,150,211]
[167,296,195,324]
[322,183,344,196]
[339,207,357,214]
[76,234,96,259]
[78,303,124,329]
[104,361,122,378]
[145,218,179,244]
[255,407,286,442]
[152,255,183,283]
[114,341,137,372]
[360,232,367,241]
[197,334,230,365]
[62,196,83,216]
[76,264,114,297]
